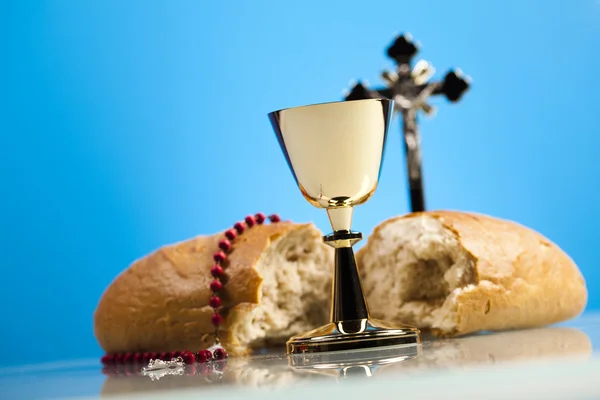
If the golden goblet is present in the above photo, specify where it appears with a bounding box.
[268,98,421,354]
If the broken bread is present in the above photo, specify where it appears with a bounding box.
[357,211,587,337]
[94,222,333,356]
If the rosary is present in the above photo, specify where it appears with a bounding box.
[100,212,281,379]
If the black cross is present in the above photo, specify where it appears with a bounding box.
[344,33,470,213]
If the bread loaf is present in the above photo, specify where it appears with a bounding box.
[357,211,587,336]
[94,222,333,356]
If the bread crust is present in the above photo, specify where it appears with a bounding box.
[94,222,309,355]
[359,211,588,336]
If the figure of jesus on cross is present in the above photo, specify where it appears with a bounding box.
[344,33,470,213]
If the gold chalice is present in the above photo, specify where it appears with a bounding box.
[268,98,421,354]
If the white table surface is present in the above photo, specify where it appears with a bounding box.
[2,313,599,399]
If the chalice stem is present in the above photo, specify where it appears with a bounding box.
[331,246,369,322]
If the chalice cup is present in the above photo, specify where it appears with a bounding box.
[268,98,421,354]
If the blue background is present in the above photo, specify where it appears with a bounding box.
[1,0,599,365]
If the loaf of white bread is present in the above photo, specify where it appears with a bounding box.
[357,211,587,337]
[94,211,587,356]
[94,222,333,356]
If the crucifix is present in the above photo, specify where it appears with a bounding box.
[344,33,471,213]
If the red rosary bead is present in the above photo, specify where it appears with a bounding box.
[225,229,237,241]
[210,280,223,292]
[142,352,152,363]
[245,215,256,227]
[218,239,232,252]
[213,251,227,263]
[181,351,195,364]
[213,348,227,360]
[209,295,221,308]
[269,214,281,223]
[101,354,114,364]
[125,364,136,376]
[186,365,198,376]
[211,265,224,278]
[123,353,134,363]
[196,349,212,363]
[133,353,143,363]
[255,213,266,224]
[199,363,213,375]
[234,222,245,234]
[211,313,223,326]
[159,352,169,361]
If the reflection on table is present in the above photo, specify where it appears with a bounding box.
[100,326,592,397]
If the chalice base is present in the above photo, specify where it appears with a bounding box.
[286,318,420,354]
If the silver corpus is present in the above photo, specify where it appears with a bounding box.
[141,357,186,381]
[268,98,421,355]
